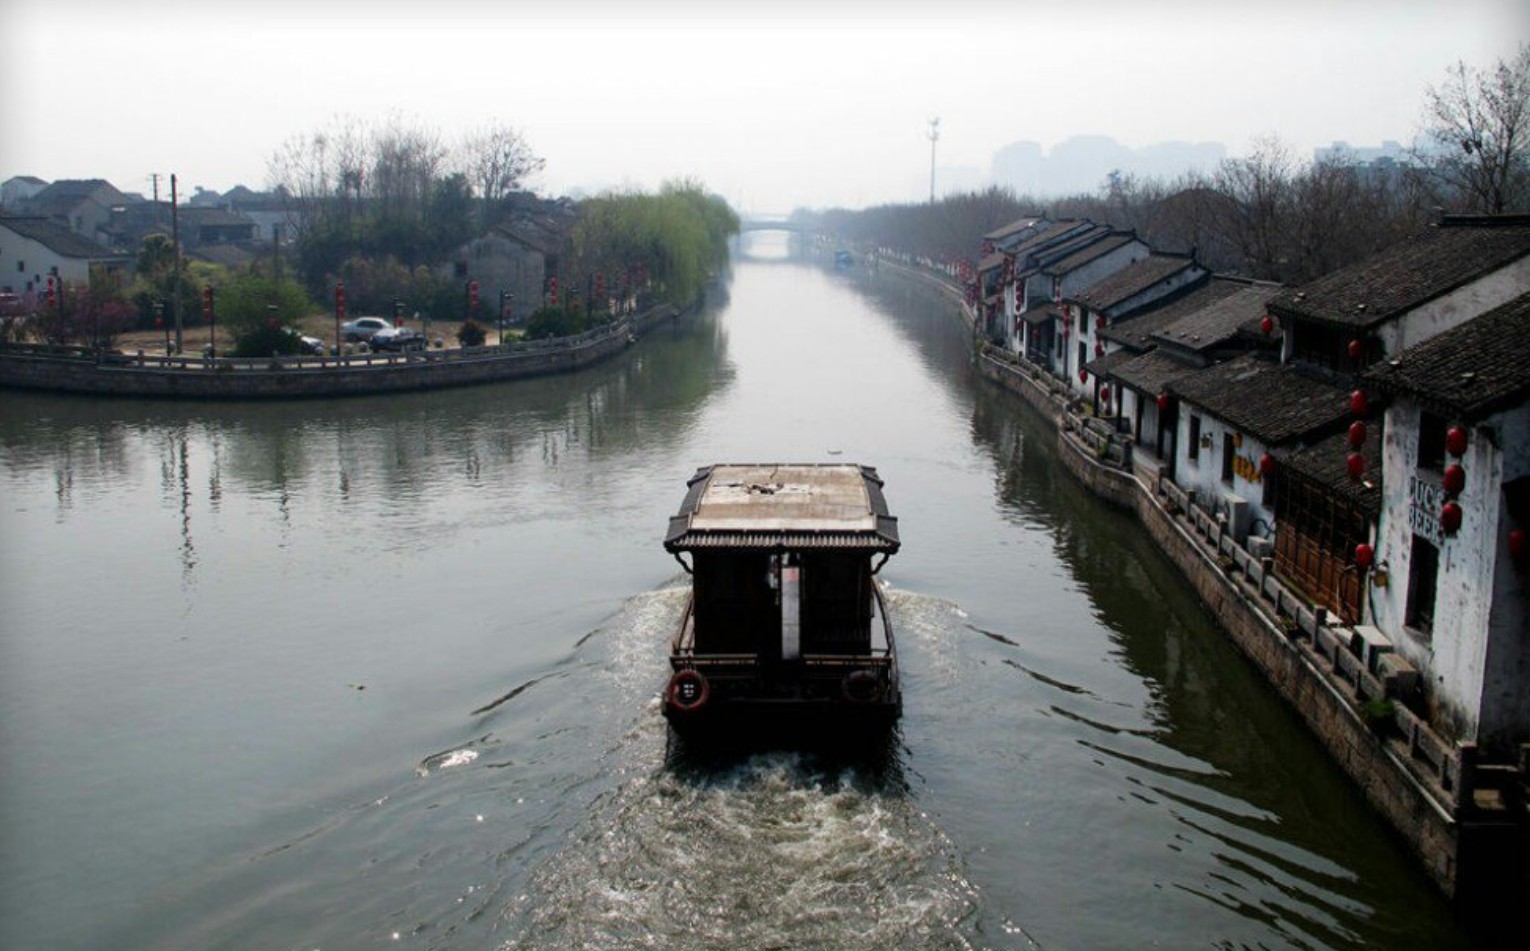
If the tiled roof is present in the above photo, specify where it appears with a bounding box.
[1073,252,1192,310]
[1021,302,1064,325]
[1084,348,1136,377]
[1278,425,1382,517]
[1168,352,1350,444]
[1042,232,1139,277]
[0,215,121,259]
[1268,215,1530,329]
[978,251,1007,273]
[34,178,117,200]
[1152,282,1282,353]
[1025,226,1110,270]
[1362,291,1530,421]
[1100,279,1241,350]
[1106,349,1199,394]
[1009,220,1097,262]
[983,216,1046,242]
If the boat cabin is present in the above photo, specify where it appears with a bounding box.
[662,463,902,735]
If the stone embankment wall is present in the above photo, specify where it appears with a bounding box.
[0,303,682,400]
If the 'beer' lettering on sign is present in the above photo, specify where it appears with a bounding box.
[1409,475,1445,546]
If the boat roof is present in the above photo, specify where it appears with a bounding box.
[664,463,900,553]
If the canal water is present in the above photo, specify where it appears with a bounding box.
[0,234,1477,950]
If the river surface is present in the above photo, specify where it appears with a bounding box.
[0,234,1479,950]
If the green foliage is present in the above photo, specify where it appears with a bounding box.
[456,319,487,347]
[213,271,315,356]
[128,238,228,330]
[571,181,738,308]
[231,322,306,358]
[523,303,591,340]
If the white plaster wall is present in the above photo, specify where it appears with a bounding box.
[1372,397,1510,741]
[1376,257,1530,356]
[1057,242,1148,302]
[1171,408,1276,533]
[0,227,90,291]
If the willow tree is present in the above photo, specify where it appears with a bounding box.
[570,181,738,309]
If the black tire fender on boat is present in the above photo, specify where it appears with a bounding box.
[841,668,882,703]
[666,668,710,713]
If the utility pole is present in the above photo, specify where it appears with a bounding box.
[171,174,182,354]
[928,117,940,204]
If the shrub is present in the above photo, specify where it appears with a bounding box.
[456,320,487,347]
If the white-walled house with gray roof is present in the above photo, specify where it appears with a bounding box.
[1362,294,1530,754]
[0,215,130,298]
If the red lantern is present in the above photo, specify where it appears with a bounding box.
[201,285,214,320]
[1349,389,1368,416]
[1346,452,1365,480]
[1260,314,1274,335]
[1079,368,1088,384]
[335,282,346,319]
[1096,314,1106,329]
[1100,385,1111,404]
[1156,393,1170,411]
[1347,421,1367,448]
[1348,339,1363,360]
[1440,501,1463,535]
[1094,341,1105,358]
[1259,453,1275,476]
[1510,529,1524,559]
[46,275,56,308]
[1445,426,1468,457]
[1354,543,1374,569]
[1443,463,1466,496]
[468,279,480,314]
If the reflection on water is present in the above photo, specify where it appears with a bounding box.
[0,251,1475,951]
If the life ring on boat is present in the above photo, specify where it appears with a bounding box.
[841,669,883,703]
[666,669,710,713]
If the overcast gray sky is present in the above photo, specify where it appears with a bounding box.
[3,0,1526,214]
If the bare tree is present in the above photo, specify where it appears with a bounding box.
[1417,45,1530,213]
[460,120,545,225]
[369,115,447,227]
[1212,136,1299,280]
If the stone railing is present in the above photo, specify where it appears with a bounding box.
[1155,473,1492,813]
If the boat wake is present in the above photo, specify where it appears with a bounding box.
[498,751,985,951]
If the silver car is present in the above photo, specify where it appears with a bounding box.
[341,317,391,342]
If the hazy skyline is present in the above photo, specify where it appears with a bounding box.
[3,0,1527,214]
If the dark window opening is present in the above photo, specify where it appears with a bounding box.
[1222,433,1236,484]
[1418,410,1446,471]
[1188,415,1202,460]
[1406,534,1439,636]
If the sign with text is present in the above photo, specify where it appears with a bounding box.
[1409,475,1445,546]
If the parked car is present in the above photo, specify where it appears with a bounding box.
[341,317,391,342]
[284,328,326,355]
[367,326,426,351]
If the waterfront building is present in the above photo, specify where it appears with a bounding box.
[1101,277,1282,469]
[1002,220,1143,361]
[1256,215,1530,629]
[0,214,130,296]
[1069,251,1208,403]
[1362,294,1530,753]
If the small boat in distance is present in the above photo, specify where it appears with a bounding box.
[834,248,854,268]
[661,463,902,739]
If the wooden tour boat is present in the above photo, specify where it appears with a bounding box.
[662,463,902,737]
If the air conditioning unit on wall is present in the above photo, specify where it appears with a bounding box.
[1220,491,1251,543]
